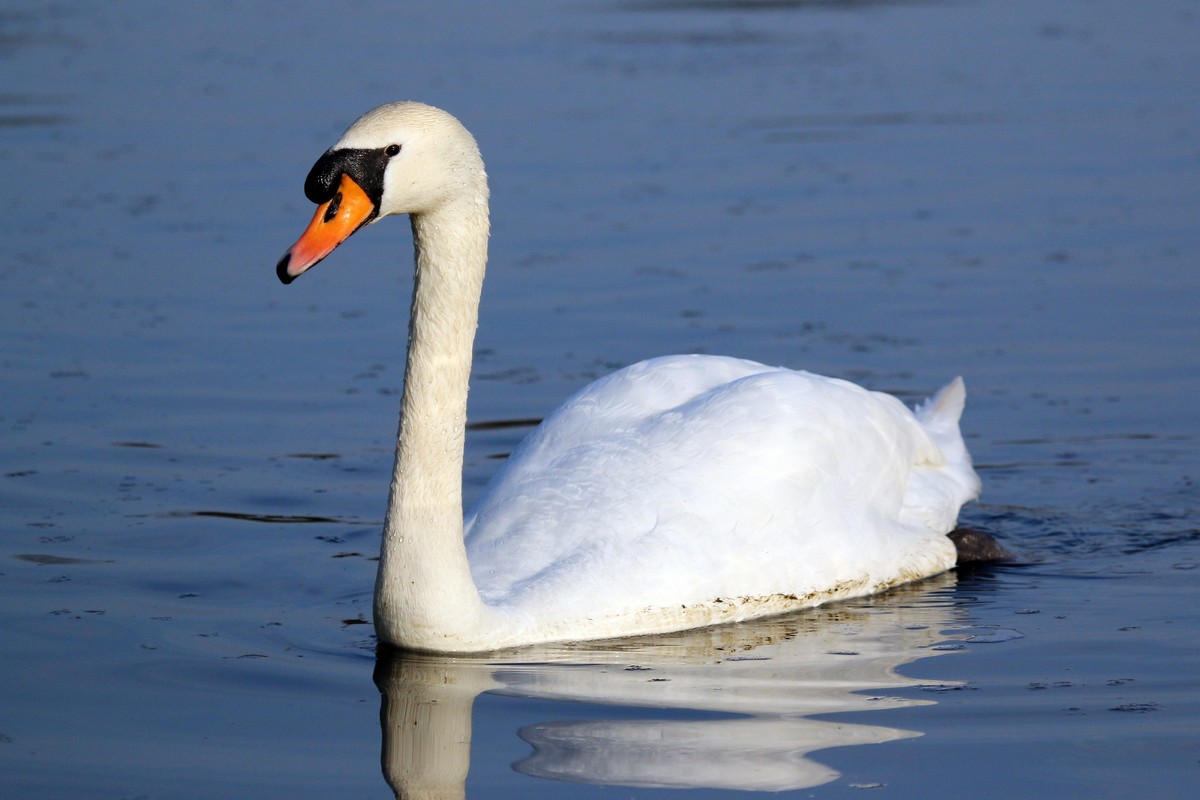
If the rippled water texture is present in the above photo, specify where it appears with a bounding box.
[2,1,1198,798]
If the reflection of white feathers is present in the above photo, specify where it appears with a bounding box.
[292,102,980,651]
[517,717,899,791]
[377,578,966,794]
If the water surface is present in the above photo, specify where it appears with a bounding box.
[2,1,1198,797]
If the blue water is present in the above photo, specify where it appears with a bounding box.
[2,1,1198,797]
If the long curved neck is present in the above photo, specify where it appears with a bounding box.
[374,192,494,650]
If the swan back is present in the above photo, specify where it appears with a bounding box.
[464,358,976,636]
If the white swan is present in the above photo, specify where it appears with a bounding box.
[276,102,982,653]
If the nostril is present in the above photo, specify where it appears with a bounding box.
[323,191,343,223]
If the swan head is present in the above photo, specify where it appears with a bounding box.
[276,101,487,284]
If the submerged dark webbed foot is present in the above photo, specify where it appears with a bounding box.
[949,527,1013,564]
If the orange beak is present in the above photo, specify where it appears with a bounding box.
[276,173,376,284]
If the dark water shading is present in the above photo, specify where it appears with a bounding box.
[13,553,114,566]
[184,509,356,525]
[2,0,1199,797]
[467,417,543,432]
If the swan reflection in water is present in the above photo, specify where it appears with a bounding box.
[373,574,968,797]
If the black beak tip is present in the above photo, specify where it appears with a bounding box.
[276,253,295,285]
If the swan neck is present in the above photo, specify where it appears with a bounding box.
[375,195,493,650]
[398,202,487,513]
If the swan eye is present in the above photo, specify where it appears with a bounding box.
[385,144,401,157]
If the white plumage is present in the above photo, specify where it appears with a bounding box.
[467,356,977,625]
[277,102,981,652]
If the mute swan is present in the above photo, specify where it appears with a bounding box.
[276,102,985,653]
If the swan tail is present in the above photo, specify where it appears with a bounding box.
[915,377,981,501]
[916,376,966,430]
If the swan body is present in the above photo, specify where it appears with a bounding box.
[277,102,981,653]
